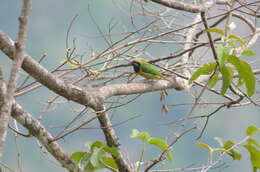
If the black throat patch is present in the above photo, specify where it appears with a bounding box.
[131,61,140,73]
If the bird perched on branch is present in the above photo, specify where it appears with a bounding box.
[131,58,169,81]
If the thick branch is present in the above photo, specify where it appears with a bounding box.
[98,78,184,100]
[0,0,31,159]
[149,0,230,13]
[149,0,205,13]
[0,81,76,171]
[96,110,132,172]
[12,103,77,171]
[0,31,185,172]
[0,31,102,110]
[0,31,133,171]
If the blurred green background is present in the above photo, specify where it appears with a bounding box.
[1,0,260,172]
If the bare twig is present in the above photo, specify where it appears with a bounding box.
[144,126,196,171]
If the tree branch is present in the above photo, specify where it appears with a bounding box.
[0,80,77,172]
[0,31,133,171]
[0,0,31,159]
[149,0,205,13]
[148,0,231,13]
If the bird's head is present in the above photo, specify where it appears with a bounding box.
[131,58,142,72]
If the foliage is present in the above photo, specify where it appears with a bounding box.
[70,141,119,172]
[189,28,256,96]
[195,125,260,171]
[131,129,173,160]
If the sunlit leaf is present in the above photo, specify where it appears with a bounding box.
[208,70,219,88]
[102,157,118,169]
[227,55,244,86]
[247,138,260,148]
[91,141,105,151]
[60,59,80,67]
[246,125,259,136]
[203,27,225,35]
[220,65,234,95]
[131,129,150,142]
[224,140,242,160]
[241,49,256,57]
[90,147,105,168]
[213,148,230,153]
[90,141,120,158]
[81,153,96,171]
[195,142,213,152]
[226,39,236,48]
[148,137,173,160]
[244,144,260,169]
[189,62,217,84]
[103,147,120,159]
[70,152,87,163]
[228,34,246,48]
[70,152,96,171]
[240,60,256,96]
[217,45,230,65]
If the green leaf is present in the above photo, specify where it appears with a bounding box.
[226,39,236,48]
[102,147,120,159]
[227,55,244,86]
[70,152,87,163]
[70,152,96,172]
[240,60,256,96]
[203,27,225,35]
[246,125,259,136]
[220,65,234,95]
[90,147,105,168]
[90,141,106,151]
[102,157,118,169]
[241,49,256,57]
[208,70,219,88]
[217,45,230,65]
[60,59,80,67]
[223,140,234,149]
[131,129,150,142]
[148,137,173,160]
[227,34,246,48]
[195,142,213,152]
[244,144,260,169]
[223,140,242,160]
[90,141,120,158]
[81,153,96,172]
[213,148,230,153]
[247,138,260,148]
[189,62,217,84]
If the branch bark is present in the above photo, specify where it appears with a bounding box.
[148,0,231,13]
[149,0,205,13]
[0,82,77,172]
[0,0,31,159]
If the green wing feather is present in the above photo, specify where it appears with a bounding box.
[140,61,168,80]
[140,61,162,76]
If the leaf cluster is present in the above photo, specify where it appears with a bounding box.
[196,125,260,171]
[70,141,119,172]
[131,129,173,160]
[189,28,256,96]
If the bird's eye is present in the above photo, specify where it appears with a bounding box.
[132,62,139,67]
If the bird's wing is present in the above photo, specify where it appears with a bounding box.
[140,62,161,76]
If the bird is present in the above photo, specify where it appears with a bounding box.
[131,58,169,80]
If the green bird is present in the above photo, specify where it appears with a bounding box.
[131,58,168,80]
